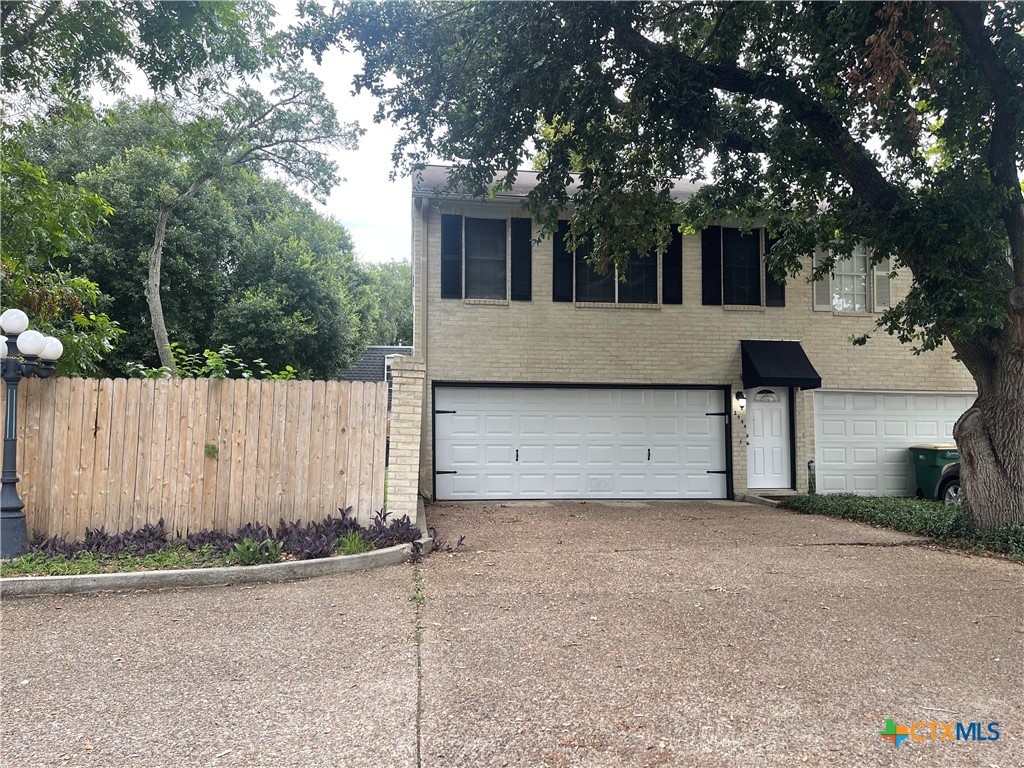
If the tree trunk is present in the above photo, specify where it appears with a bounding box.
[952,325,1024,528]
[144,206,175,374]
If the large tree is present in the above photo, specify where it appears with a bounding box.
[299,1,1024,527]
[22,101,370,378]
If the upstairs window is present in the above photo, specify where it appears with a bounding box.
[701,225,786,307]
[553,220,681,305]
[813,248,891,313]
[440,214,532,301]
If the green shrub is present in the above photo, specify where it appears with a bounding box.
[227,538,283,566]
[778,494,1021,560]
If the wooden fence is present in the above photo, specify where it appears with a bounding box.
[2,378,387,539]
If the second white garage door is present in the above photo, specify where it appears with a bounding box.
[434,386,729,500]
[814,390,974,496]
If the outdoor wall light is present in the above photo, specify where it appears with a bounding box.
[1,308,64,558]
[735,390,747,411]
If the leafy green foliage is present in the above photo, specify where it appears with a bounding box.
[1,0,273,106]
[0,139,123,375]
[126,344,298,380]
[21,101,367,377]
[338,531,372,555]
[362,260,413,346]
[778,495,1023,560]
[227,537,283,566]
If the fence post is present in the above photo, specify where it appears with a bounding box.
[387,356,425,525]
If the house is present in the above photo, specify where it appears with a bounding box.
[410,165,975,502]
[341,344,412,409]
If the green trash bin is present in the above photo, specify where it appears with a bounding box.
[910,444,959,500]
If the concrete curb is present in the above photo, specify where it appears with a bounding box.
[735,493,780,508]
[1,501,434,598]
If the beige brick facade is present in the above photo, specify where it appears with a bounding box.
[412,194,975,499]
[387,355,426,520]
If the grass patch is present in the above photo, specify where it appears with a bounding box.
[778,494,1024,561]
[337,531,372,555]
[1,545,228,577]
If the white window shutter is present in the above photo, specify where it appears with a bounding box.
[812,252,832,311]
[873,257,892,311]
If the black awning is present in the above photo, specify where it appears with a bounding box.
[741,340,822,390]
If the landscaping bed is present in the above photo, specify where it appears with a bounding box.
[1,510,422,577]
[778,494,1024,562]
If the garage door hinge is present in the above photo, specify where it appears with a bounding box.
[435,409,457,414]
[436,470,458,475]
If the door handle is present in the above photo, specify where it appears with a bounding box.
[647,448,651,461]
[515,449,519,462]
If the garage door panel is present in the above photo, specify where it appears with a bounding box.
[882,420,908,437]
[435,386,728,500]
[586,445,614,465]
[620,445,648,465]
[650,445,680,464]
[553,416,582,435]
[619,390,645,407]
[450,444,480,466]
[619,473,647,495]
[485,415,513,435]
[820,419,848,437]
[552,444,580,465]
[815,390,971,497]
[519,416,547,436]
[519,444,547,465]
[620,417,646,436]
[483,473,514,496]
[552,474,582,494]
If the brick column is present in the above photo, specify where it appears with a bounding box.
[387,356,426,523]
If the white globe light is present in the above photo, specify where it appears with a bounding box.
[0,308,29,334]
[0,335,7,359]
[16,329,46,357]
[40,336,64,361]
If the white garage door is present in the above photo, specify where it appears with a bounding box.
[434,386,729,500]
[814,390,974,495]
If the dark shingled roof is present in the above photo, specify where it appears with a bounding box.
[340,346,412,382]
[412,164,701,203]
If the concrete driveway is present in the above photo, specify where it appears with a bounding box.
[2,500,1021,767]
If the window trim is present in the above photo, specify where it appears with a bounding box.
[574,251,661,305]
[812,247,891,314]
[440,215,536,305]
[702,226,785,308]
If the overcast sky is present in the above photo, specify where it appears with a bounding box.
[302,46,411,266]
[274,2,411,266]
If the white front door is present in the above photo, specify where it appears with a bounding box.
[747,387,790,489]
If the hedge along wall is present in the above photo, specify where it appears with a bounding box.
[3,378,387,538]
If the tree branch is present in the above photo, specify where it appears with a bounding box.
[941,1,1024,290]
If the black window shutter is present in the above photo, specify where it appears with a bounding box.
[701,226,722,305]
[552,220,573,302]
[764,233,786,307]
[662,228,683,305]
[510,217,532,301]
[440,214,462,299]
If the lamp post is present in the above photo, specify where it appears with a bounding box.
[1,308,64,558]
